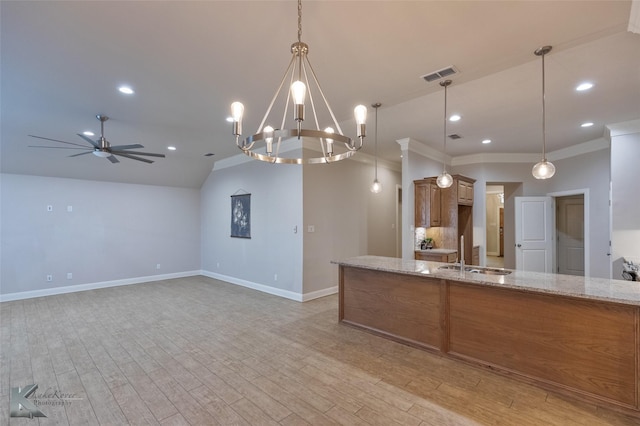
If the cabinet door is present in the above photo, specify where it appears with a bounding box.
[457,181,473,206]
[414,182,427,227]
[429,184,441,226]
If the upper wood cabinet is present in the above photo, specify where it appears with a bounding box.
[457,178,474,206]
[414,178,441,227]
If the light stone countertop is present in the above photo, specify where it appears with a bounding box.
[333,255,640,307]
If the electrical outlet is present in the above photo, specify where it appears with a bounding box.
[67,205,73,212]
[67,272,73,280]
[274,274,278,281]
[307,225,315,233]
[156,264,161,270]
[216,262,220,268]
[46,275,52,282]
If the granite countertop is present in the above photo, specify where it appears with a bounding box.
[414,248,457,254]
[333,255,640,306]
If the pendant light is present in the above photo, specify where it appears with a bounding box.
[532,45,556,179]
[370,103,382,193]
[436,80,453,188]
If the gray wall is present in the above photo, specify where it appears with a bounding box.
[447,147,611,277]
[0,174,201,298]
[303,153,401,294]
[611,129,640,279]
[200,158,304,296]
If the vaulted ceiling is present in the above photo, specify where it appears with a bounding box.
[2,1,638,188]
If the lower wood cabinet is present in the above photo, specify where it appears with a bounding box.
[340,267,444,350]
[339,264,640,415]
[415,251,457,263]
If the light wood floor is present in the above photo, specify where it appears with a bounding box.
[1,276,638,425]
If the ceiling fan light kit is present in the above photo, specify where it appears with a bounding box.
[230,0,367,165]
[29,114,166,164]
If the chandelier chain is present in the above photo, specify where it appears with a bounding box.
[443,82,448,172]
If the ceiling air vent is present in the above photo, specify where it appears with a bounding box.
[421,66,459,83]
[448,134,462,140]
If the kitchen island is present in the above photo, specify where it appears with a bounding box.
[335,256,640,416]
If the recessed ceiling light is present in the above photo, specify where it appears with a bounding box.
[118,85,135,95]
[167,146,177,151]
[83,131,95,136]
[576,82,593,91]
[449,114,461,122]
[581,122,594,128]
[482,139,492,144]
[225,116,234,123]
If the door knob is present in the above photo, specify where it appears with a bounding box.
[516,244,522,248]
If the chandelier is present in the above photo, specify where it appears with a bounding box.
[532,45,556,179]
[230,0,367,164]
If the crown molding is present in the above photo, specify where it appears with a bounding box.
[606,119,640,138]
[629,0,640,34]
[396,137,451,164]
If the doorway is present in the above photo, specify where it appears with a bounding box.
[556,195,585,276]
[486,185,504,267]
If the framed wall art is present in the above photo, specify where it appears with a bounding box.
[230,193,251,238]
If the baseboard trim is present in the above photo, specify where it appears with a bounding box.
[201,270,337,302]
[0,270,201,303]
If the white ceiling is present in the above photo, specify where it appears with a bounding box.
[2,1,639,188]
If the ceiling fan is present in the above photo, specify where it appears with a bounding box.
[28,114,166,164]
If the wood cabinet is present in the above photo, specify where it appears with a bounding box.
[472,246,480,265]
[414,178,441,227]
[415,251,457,263]
[457,178,474,205]
[339,263,640,415]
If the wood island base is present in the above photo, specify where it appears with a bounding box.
[338,264,640,417]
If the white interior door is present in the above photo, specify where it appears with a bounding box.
[515,196,554,273]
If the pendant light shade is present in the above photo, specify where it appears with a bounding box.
[370,103,382,193]
[437,80,453,189]
[532,46,555,180]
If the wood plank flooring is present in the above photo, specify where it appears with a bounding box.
[1,276,638,425]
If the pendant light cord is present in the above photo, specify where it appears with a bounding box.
[541,50,547,161]
[442,81,449,173]
[374,104,379,179]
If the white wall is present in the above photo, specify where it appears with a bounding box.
[0,174,201,299]
[302,152,401,295]
[200,158,304,297]
[451,146,611,278]
[398,138,445,259]
[610,124,640,279]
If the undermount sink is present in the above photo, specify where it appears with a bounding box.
[438,265,512,276]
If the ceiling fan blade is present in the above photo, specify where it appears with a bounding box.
[28,145,91,150]
[109,144,144,150]
[113,152,154,164]
[29,135,89,148]
[76,133,100,148]
[111,150,165,158]
[68,151,94,158]
[107,155,120,164]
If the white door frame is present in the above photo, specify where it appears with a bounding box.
[547,189,590,277]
